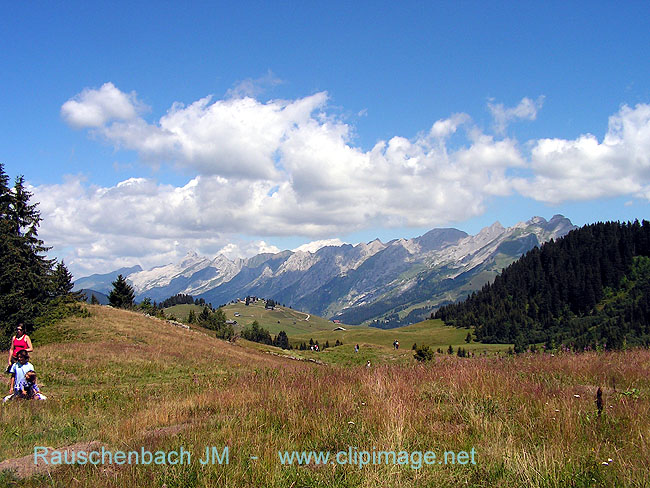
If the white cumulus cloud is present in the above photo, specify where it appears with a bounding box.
[61,82,144,128]
[513,103,650,203]
[64,85,329,179]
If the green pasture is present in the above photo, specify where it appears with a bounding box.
[162,303,204,321]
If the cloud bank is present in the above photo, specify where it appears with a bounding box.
[36,84,650,276]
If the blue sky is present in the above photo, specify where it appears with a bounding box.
[2,1,649,277]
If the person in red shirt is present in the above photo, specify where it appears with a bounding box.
[6,323,33,373]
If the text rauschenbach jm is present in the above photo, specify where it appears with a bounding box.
[34,446,477,470]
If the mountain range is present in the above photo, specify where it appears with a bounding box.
[74,215,576,327]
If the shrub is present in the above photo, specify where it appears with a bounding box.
[414,345,435,362]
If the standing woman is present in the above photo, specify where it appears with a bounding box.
[6,323,33,373]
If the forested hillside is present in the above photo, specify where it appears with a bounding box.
[435,221,650,350]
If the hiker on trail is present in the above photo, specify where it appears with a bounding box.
[354,344,359,353]
[395,340,399,350]
[3,350,44,401]
[6,323,33,373]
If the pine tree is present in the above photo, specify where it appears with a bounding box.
[0,164,11,221]
[108,274,135,309]
[0,167,55,339]
[274,330,290,349]
[214,308,227,329]
[242,320,272,345]
[198,306,211,324]
[52,261,75,297]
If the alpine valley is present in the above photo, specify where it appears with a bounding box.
[74,215,576,327]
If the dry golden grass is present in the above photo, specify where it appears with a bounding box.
[1,305,648,487]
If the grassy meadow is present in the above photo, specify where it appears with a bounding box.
[202,300,510,360]
[0,305,649,487]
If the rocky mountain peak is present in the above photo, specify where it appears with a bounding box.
[75,215,576,325]
[474,221,506,242]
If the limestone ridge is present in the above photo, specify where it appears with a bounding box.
[74,215,576,326]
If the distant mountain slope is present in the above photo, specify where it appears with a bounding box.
[332,215,575,326]
[77,289,110,305]
[435,220,650,349]
[75,215,575,326]
[73,265,142,294]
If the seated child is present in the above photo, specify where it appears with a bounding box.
[21,371,46,400]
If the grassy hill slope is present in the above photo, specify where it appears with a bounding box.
[164,300,338,336]
[162,303,204,321]
[1,305,648,487]
[223,300,335,335]
[220,301,508,349]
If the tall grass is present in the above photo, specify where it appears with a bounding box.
[1,306,648,487]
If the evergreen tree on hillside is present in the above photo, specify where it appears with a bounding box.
[160,293,194,308]
[108,274,135,309]
[273,330,290,349]
[198,306,211,324]
[216,320,234,341]
[52,261,75,297]
[241,320,272,345]
[209,308,227,330]
[0,165,57,339]
[0,165,11,216]
[137,297,158,315]
[195,306,232,339]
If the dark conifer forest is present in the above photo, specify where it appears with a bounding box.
[435,221,650,350]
